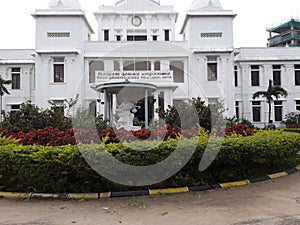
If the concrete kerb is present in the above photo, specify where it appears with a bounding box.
[0,165,299,200]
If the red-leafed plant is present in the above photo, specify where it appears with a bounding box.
[225,124,256,136]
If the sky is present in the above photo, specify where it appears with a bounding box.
[0,0,299,49]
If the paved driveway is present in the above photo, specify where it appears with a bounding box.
[0,173,299,225]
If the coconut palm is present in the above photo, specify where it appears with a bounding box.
[0,76,12,129]
[252,79,288,123]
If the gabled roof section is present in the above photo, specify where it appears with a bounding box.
[33,0,84,15]
[95,0,177,18]
[47,0,82,10]
[115,0,160,7]
[190,0,223,11]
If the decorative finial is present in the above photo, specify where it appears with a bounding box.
[57,0,64,7]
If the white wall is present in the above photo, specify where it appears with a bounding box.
[187,16,234,50]
[35,16,87,51]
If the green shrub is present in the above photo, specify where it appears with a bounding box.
[282,128,300,134]
[282,112,300,128]
[0,136,19,146]
[0,130,299,193]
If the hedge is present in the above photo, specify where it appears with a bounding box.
[0,130,299,193]
[282,128,300,134]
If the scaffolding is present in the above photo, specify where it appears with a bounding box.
[267,18,300,47]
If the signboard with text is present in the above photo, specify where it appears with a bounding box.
[95,71,174,83]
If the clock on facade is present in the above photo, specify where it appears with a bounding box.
[132,16,142,26]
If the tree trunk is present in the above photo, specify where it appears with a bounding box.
[0,96,2,130]
[268,101,272,123]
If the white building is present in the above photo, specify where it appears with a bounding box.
[0,0,299,128]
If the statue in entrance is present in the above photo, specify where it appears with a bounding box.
[115,99,140,131]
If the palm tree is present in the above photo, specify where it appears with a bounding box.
[0,76,12,129]
[252,79,288,123]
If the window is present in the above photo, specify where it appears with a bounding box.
[47,32,70,38]
[208,98,219,104]
[274,101,283,122]
[164,30,170,41]
[207,56,218,81]
[116,35,121,41]
[104,30,109,41]
[295,65,300,85]
[90,61,104,83]
[11,68,21,89]
[135,61,151,70]
[234,66,238,87]
[10,104,20,113]
[159,92,165,110]
[51,100,64,114]
[251,65,260,86]
[114,61,120,70]
[153,35,158,41]
[201,32,222,38]
[89,101,97,117]
[154,61,160,71]
[296,100,300,111]
[127,35,147,41]
[123,61,134,71]
[273,65,281,86]
[173,99,185,106]
[235,101,240,119]
[53,57,65,83]
[252,101,261,122]
[123,61,151,71]
[170,61,184,83]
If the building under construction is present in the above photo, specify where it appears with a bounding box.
[267,18,300,47]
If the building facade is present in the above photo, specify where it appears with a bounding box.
[0,0,299,128]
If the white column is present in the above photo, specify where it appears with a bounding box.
[103,89,108,120]
[120,60,124,71]
[104,60,114,71]
[162,90,172,111]
[263,65,272,86]
[240,65,251,121]
[109,94,114,126]
[160,60,170,71]
[151,60,155,71]
[153,91,159,123]
[284,64,295,113]
[96,99,101,116]
[146,15,151,41]
[112,94,117,126]
[145,89,149,129]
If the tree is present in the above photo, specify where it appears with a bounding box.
[0,76,12,129]
[48,94,79,116]
[252,80,288,123]
[282,112,300,128]
[2,102,73,132]
[157,97,227,131]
